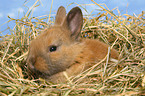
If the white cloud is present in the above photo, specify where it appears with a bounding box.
[0,13,3,18]
[7,13,15,18]
[82,4,101,15]
[32,6,38,12]
[6,7,24,18]
[110,0,129,7]
[17,7,24,13]
[82,10,88,15]
[88,5,101,11]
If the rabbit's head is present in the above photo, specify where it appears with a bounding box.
[26,6,83,78]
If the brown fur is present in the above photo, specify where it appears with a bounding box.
[26,6,119,83]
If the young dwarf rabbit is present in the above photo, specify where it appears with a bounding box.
[27,6,119,83]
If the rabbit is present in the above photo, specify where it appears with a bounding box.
[26,6,119,83]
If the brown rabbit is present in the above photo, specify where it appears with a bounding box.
[26,6,119,83]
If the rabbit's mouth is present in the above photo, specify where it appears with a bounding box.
[27,56,50,75]
[27,62,67,79]
[27,56,68,79]
[27,66,52,79]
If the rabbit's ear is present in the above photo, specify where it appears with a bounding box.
[63,7,83,40]
[55,6,66,25]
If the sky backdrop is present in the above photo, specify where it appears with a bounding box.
[0,0,145,35]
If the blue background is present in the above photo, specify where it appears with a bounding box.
[0,0,145,35]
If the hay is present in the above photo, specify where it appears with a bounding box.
[0,0,145,95]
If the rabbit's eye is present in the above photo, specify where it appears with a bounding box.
[49,46,57,52]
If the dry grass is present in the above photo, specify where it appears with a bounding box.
[0,0,145,95]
